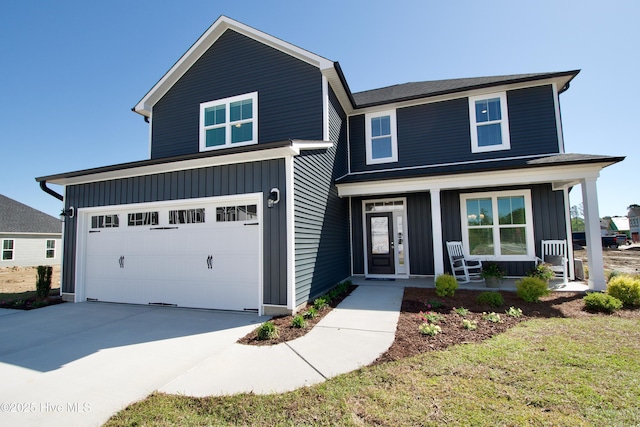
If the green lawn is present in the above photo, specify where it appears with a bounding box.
[106,317,640,426]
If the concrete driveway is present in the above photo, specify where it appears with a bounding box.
[0,302,267,427]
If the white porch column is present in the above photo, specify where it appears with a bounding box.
[581,177,606,290]
[563,188,575,280]
[431,188,444,276]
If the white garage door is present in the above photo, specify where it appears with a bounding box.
[82,197,261,312]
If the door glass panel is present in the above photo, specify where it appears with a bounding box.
[396,216,404,265]
[370,217,390,255]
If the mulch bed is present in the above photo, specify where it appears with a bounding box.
[0,294,64,310]
[239,284,640,363]
[238,285,357,346]
[375,287,640,364]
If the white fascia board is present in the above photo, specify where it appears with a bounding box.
[336,162,607,198]
[0,232,62,237]
[321,67,354,115]
[47,146,300,187]
[290,140,333,151]
[351,76,574,116]
[134,16,335,117]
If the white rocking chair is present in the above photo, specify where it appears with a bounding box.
[536,239,568,284]
[446,241,483,284]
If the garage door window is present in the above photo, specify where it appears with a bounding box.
[216,205,257,222]
[169,208,205,224]
[128,212,159,226]
[91,215,119,228]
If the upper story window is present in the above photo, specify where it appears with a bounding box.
[469,92,510,153]
[365,110,398,165]
[199,92,258,151]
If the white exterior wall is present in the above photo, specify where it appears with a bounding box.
[0,234,61,267]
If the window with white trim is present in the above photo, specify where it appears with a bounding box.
[46,240,56,259]
[469,92,510,153]
[365,110,398,164]
[2,239,14,260]
[200,92,258,151]
[460,190,534,260]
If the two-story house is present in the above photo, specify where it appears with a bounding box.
[37,16,623,315]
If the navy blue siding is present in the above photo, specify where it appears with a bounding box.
[349,85,559,174]
[293,87,349,306]
[441,184,566,276]
[350,197,364,275]
[61,159,288,305]
[151,30,323,159]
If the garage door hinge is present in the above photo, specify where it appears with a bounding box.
[244,222,259,226]
[150,226,179,230]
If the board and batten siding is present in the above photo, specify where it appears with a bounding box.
[151,30,323,159]
[441,183,567,276]
[61,159,288,306]
[293,87,349,306]
[349,85,560,174]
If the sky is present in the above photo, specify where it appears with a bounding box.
[1,0,637,219]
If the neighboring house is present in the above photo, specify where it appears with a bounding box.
[628,205,640,242]
[0,194,62,267]
[36,16,623,314]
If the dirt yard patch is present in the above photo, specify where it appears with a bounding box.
[0,265,61,293]
[574,245,640,275]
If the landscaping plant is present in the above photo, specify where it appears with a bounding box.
[606,275,640,307]
[476,291,504,307]
[583,292,623,313]
[462,319,477,330]
[418,311,443,324]
[313,297,328,311]
[527,263,555,282]
[435,273,458,297]
[425,299,443,309]
[506,306,523,317]
[482,312,502,323]
[291,315,307,329]
[453,307,469,317]
[418,323,441,336]
[256,321,279,340]
[516,277,550,302]
[35,265,53,299]
[303,307,318,319]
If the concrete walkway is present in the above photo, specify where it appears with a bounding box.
[0,285,403,426]
[162,285,404,396]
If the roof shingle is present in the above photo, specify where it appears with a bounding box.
[0,194,62,234]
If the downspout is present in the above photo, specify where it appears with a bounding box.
[39,180,64,201]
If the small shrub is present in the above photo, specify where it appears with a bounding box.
[481,263,506,280]
[303,307,318,319]
[419,323,442,336]
[516,277,551,303]
[505,306,523,317]
[36,265,53,299]
[607,270,623,281]
[335,281,350,294]
[291,315,307,328]
[607,275,640,307]
[435,273,458,297]
[327,289,340,301]
[462,319,477,330]
[476,291,504,307]
[313,297,329,311]
[482,312,502,323]
[584,292,623,313]
[418,311,443,324]
[256,321,279,340]
[454,307,470,317]
[426,299,444,309]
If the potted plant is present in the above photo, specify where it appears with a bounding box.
[481,262,506,288]
[527,263,555,284]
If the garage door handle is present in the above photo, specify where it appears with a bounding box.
[119,256,125,268]
[206,255,213,269]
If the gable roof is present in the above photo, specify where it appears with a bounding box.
[352,70,579,108]
[0,194,61,235]
[134,15,354,116]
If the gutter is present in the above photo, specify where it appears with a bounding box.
[38,180,64,201]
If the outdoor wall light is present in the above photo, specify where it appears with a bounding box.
[60,206,75,220]
[267,188,280,208]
